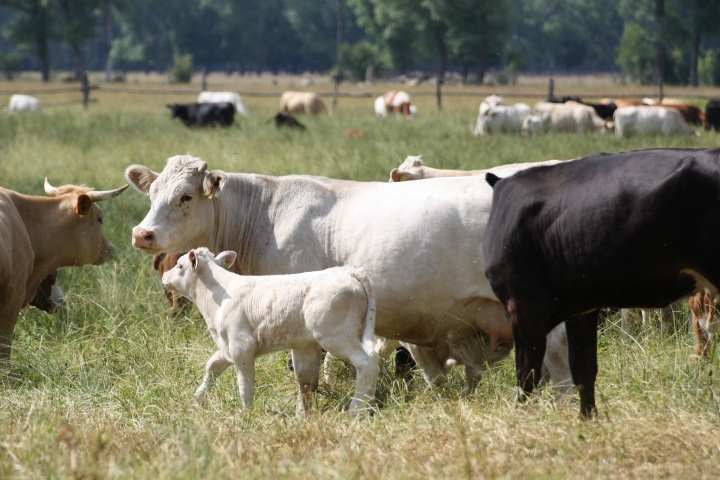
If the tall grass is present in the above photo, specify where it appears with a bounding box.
[1,88,720,478]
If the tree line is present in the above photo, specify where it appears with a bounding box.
[0,0,719,86]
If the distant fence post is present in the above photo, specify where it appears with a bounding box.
[81,74,89,110]
[547,78,554,101]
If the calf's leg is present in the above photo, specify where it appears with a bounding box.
[291,345,322,414]
[565,311,599,419]
[195,350,233,401]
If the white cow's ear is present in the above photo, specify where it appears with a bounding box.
[125,165,159,195]
[203,170,226,199]
[189,250,199,270]
[216,251,237,268]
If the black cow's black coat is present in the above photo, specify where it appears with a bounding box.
[167,102,235,127]
[483,147,720,417]
[706,100,720,132]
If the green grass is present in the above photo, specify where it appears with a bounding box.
[2,81,720,478]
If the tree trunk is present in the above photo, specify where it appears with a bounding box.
[689,32,700,88]
[104,0,113,82]
[476,53,487,85]
[652,0,666,86]
[436,42,447,111]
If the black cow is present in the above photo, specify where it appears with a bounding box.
[167,102,235,127]
[483,148,720,418]
[706,100,720,132]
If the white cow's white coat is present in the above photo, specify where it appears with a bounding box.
[127,156,572,397]
[163,248,379,412]
[8,94,42,113]
[197,91,248,116]
[613,106,693,137]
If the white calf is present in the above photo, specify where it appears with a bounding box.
[8,94,42,113]
[162,248,379,413]
[197,91,249,116]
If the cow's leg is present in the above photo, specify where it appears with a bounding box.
[564,310,599,419]
[291,345,322,414]
[542,322,575,399]
[0,297,23,361]
[401,343,449,389]
[195,350,233,402]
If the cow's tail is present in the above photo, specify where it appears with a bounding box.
[350,267,377,357]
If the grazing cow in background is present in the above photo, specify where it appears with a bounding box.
[522,115,543,136]
[706,100,720,132]
[280,92,327,115]
[126,156,573,401]
[153,253,189,313]
[29,272,66,314]
[167,103,235,127]
[689,292,720,358]
[163,248,379,413]
[484,147,720,417]
[614,106,694,137]
[197,91,248,116]
[269,111,306,130]
[0,179,127,359]
[7,94,42,113]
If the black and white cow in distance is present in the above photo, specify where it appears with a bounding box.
[167,102,235,128]
[125,155,573,401]
[483,147,720,418]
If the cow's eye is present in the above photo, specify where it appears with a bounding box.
[180,194,193,204]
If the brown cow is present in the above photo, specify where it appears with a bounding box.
[0,179,127,359]
[153,253,189,313]
[29,272,66,313]
[688,292,719,358]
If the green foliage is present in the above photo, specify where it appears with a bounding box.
[171,53,193,83]
[699,49,720,86]
[0,52,21,80]
[340,41,382,81]
[616,24,655,84]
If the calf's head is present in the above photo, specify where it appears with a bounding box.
[161,248,237,297]
[126,155,226,254]
[44,179,128,266]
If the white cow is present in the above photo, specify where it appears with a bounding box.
[521,115,543,136]
[533,101,607,134]
[8,94,42,113]
[126,156,573,402]
[613,106,694,137]
[474,105,522,135]
[163,248,379,413]
[197,91,248,116]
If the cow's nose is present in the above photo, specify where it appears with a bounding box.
[132,228,155,249]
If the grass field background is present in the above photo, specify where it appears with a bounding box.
[2,76,720,478]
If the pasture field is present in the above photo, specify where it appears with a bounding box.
[2,77,720,478]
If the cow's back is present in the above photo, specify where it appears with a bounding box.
[485,148,720,310]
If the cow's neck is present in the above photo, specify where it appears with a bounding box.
[11,193,75,296]
[210,174,277,275]
[190,263,237,329]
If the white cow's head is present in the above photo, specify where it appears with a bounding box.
[126,155,226,254]
[161,247,236,299]
[389,155,424,182]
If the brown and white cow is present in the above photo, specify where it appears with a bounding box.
[0,179,127,359]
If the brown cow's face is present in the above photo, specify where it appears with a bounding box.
[127,156,224,255]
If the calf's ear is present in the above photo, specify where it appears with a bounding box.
[203,170,226,199]
[189,250,199,270]
[216,251,237,268]
[75,194,93,216]
[125,165,159,194]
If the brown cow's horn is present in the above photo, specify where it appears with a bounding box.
[44,178,61,197]
[86,184,129,202]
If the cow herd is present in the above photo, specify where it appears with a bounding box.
[3,88,720,419]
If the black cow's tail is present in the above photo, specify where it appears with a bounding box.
[486,172,501,188]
